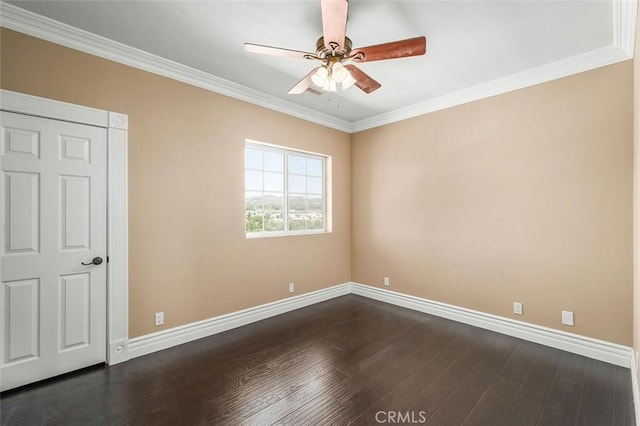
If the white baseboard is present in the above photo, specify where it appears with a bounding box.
[350,283,632,368]
[631,350,640,425]
[128,281,632,372]
[128,283,351,359]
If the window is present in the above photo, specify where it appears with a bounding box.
[245,141,327,237]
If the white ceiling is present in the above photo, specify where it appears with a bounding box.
[3,1,633,131]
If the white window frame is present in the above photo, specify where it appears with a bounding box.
[245,140,328,238]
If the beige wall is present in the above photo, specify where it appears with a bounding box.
[0,29,352,338]
[352,62,633,345]
[634,10,640,372]
[2,28,635,347]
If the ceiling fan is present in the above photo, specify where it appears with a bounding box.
[244,0,427,95]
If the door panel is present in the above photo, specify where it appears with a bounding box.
[60,175,91,250]
[59,273,91,350]
[1,111,107,391]
[5,171,40,253]
[60,135,90,163]
[3,127,39,158]
[4,278,40,364]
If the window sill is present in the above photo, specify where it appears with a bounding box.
[246,229,330,239]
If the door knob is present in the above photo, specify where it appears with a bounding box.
[82,257,103,266]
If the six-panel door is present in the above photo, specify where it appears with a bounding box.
[1,111,107,391]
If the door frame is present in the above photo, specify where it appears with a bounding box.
[1,89,129,364]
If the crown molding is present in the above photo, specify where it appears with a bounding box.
[354,0,636,132]
[615,0,638,56]
[0,2,353,133]
[351,45,631,132]
[1,0,636,134]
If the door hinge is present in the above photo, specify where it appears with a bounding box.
[107,256,110,263]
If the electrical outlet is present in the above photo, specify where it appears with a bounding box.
[384,277,390,287]
[513,302,523,315]
[155,312,164,326]
[561,310,574,326]
[289,283,295,293]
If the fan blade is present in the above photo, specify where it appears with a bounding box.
[344,65,381,94]
[321,0,349,51]
[288,67,322,95]
[245,43,315,60]
[351,36,426,63]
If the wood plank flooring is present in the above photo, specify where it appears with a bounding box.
[0,295,634,425]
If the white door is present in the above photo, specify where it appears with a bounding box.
[0,111,107,391]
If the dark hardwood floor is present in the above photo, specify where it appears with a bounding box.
[1,295,634,425]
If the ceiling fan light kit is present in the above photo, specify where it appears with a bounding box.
[311,61,356,92]
[244,0,427,95]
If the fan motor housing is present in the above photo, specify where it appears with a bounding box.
[315,36,353,59]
